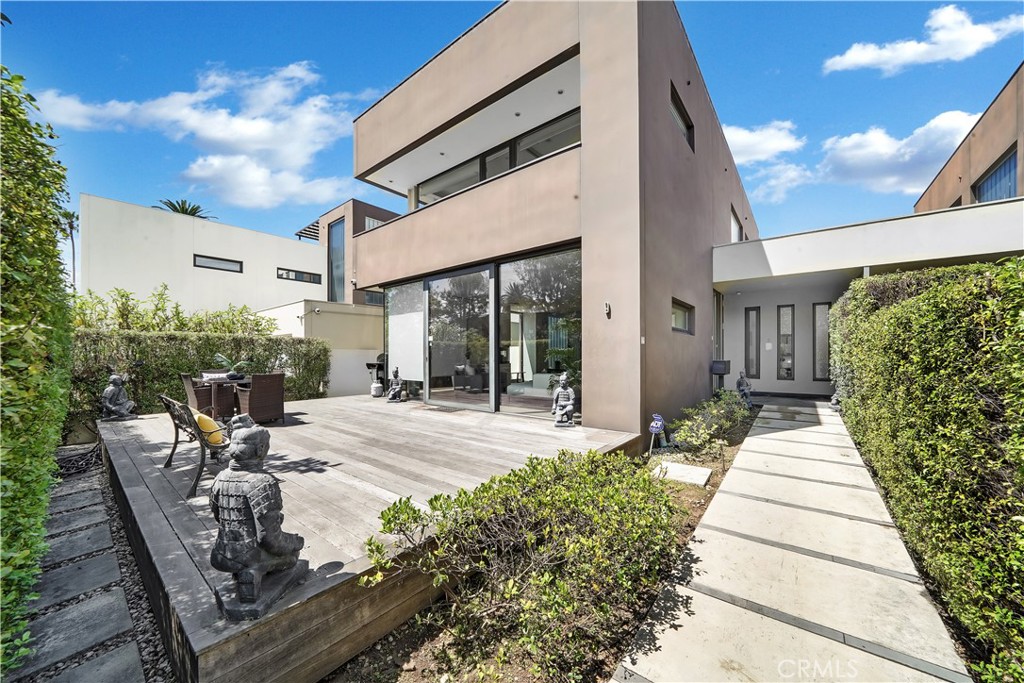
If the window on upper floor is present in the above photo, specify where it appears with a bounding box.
[671,299,695,335]
[670,82,695,153]
[365,216,384,231]
[730,207,743,243]
[974,147,1018,203]
[277,268,322,285]
[194,254,242,273]
[417,109,581,207]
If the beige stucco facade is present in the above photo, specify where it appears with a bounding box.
[314,198,399,305]
[351,0,756,433]
[915,63,1023,212]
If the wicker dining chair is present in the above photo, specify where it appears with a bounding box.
[236,372,285,424]
[179,373,235,420]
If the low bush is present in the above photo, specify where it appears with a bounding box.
[667,389,750,454]
[831,259,1023,681]
[362,449,679,681]
[67,330,330,434]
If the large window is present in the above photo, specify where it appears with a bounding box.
[974,148,1018,203]
[813,302,830,381]
[328,217,345,302]
[385,281,425,398]
[428,267,493,408]
[499,249,581,414]
[671,300,695,334]
[777,305,795,380]
[744,307,760,379]
[418,110,581,206]
[670,82,695,152]
[194,254,242,273]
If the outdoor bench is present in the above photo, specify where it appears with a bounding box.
[158,394,231,498]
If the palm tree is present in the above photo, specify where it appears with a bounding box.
[154,199,216,220]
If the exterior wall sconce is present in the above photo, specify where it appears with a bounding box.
[604,302,611,318]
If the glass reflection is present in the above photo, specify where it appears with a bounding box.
[427,269,491,406]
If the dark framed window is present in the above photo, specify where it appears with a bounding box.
[974,147,1017,203]
[744,307,760,379]
[364,291,384,306]
[417,109,581,206]
[813,302,831,381]
[671,299,695,334]
[670,82,695,152]
[328,217,345,302]
[777,304,795,380]
[194,254,242,273]
[277,268,322,285]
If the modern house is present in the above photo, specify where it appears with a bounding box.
[351,0,756,433]
[79,195,398,396]
[915,63,1022,213]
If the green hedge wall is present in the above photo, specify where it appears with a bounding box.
[1,66,75,673]
[67,330,331,432]
[831,259,1023,681]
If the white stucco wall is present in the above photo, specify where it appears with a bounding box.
[722,282,848,397]
[80,194,327,312]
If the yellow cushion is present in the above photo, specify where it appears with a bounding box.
[190,408,225,445]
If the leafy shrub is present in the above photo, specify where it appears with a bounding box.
[67,330,330,433]
[363,449,678,681]
[667,389,750,453]
[1,65,74,674]
[831,259,1023,681]
[73,284,277,335]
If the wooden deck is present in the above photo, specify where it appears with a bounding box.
[100,396,636,683]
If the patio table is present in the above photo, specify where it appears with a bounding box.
[201,377,250,422]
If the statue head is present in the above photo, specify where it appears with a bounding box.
[108,374,123,387]
[392,367,400,379]
[559,373,569,389]
[739,370,746,379]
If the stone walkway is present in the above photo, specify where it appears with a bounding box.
[615,399,972,683]
[11,456,149,683]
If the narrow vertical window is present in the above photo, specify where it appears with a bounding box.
[813,302,831,381]
[744,307,760,379]
[328,217,345,302]
[777,305,794,380]
[730,208,743,243]
[670,82,695,152]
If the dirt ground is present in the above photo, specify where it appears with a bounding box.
[321,409,760,683]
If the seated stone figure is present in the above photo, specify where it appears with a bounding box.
[551,373,576,427]
[387,367,403,402]
[209,419,304,603]
[101,374,136,420]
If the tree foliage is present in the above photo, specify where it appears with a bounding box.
[1,64,74,674]
[362,449,679,680]
[831,259,1023,681]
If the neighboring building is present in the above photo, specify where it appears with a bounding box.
[915,63,1023,212]
[79,194,399,397]
[351,1,756,433]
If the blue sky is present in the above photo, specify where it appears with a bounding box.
[3,1,1022,253]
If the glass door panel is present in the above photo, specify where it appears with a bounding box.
[426,267,493,409]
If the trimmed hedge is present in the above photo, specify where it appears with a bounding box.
[1,66,74,673]
[67,330,331,432]
[831,259,1023,681]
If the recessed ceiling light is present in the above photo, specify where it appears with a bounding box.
[440,152,445,156]
[514,112,521,117]
[557,89,564,95]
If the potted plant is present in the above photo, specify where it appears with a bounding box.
[213,353,251,381]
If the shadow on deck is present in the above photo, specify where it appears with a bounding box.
[99,395,637,683]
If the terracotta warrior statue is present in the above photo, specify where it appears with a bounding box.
[387,367,403,402]
[551,373,575,427]
[209,419,304,603]
[736,370,754,409]
[101,374,137,420]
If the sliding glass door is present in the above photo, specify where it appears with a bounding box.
[426,266,494,409]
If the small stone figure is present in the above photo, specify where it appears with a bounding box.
[101,374,137,421]
[736,370,754,409]
[551,373,576,427]
[387,367,403,402]
[210,421,304,610]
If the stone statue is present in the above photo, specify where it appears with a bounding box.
[551,373,576,427]
[101,374,137,421]
[209,420,305,610]
[387,367,403,402]
[736,370,754,409]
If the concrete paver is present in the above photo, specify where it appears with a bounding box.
[49,642,146,683]
[33,553,121,611]
[44,504,107,537]
[42,524,113,567]
[616,401,970,683]
[48,488,103,514]
[656,462,713,487]
[16,589,133,679]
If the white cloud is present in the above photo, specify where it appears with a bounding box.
[819,110,979,194]
[183,155,361,209]
[35,62,366,208]
[724,120,806,165]
[750,162,816,204]
[824,5,1024,75]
